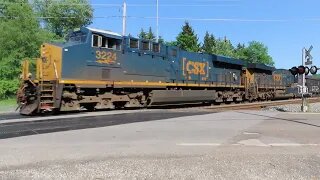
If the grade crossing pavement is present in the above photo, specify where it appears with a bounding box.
[0,110,320,179]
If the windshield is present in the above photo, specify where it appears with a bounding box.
[66,31,87,43]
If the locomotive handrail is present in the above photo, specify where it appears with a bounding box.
[21,59,29,80]
[53,61,59,79]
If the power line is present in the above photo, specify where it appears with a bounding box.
[0,2,238,7]
[0,2,120,6]
[0,15,119,19]
[126,16,295,22]
[127,4,238,7]
[1,15,320,23]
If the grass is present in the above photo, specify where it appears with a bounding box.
[0,98,17,113]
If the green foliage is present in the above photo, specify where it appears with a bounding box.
[165,41,178,46]
[201,30,274,65]
[0,98,16,106]
[244,41,274,65]
[176,21,200,52]
[146,27,155,40]
[202,32,216,54]
[0,0,92,99]
[0,0,54,81]
[138,27,156,41]
[0,97,16,112]
[158,36,164,43]
[33,0,93,37]
[234,43,247,60]
[214,37,235,57]
[202,33,235,57]
[138,28,147,39]
[0,79,19,99]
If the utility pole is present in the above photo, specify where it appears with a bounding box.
[122,0,127,36]
[156,0,159,42]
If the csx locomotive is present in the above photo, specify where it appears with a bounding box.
[17,27,295,115]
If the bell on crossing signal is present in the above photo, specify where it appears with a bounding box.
[289,67,298,76]
[310,66,318,75]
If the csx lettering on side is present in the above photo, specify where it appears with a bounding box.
[186,61,206,75]
[198,63,206,75]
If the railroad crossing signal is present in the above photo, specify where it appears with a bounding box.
[305,45,313,65]
[289,66,311,76]
[289,65,318,76]
[289,45,316,76]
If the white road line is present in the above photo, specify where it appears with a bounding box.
[269,143,319,147]
[232,143,320,147]
[176,143,221,146]
[285,112,320,115]
[177,142,320,147]
[243,132,260,135]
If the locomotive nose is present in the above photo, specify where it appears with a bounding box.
[38,43,62,80]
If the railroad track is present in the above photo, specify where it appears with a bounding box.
[205,97,320,112]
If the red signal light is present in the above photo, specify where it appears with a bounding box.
[298,66,305,75]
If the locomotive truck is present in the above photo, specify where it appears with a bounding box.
[17,27,295,115]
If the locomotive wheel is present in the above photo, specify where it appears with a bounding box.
[113,102,127,109]
[82,103,96,111]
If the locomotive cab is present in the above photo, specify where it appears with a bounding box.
[17,27,127,115]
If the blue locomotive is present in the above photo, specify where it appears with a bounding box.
[17,27,294,115]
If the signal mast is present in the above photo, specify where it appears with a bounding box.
[289,46,318,112]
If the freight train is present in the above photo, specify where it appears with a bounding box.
[17,27,298,115]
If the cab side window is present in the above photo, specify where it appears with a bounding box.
[152,43,160,53]
[141,41,150,51]
[92,34,121,50]
[101,37,121,50]
[130,38,139,49]
[171,49,177,57]
[92,34,102,47]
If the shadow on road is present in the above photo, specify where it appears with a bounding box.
[0,111,209,140]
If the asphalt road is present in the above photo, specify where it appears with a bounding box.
[0,109,208,139]
[0,109,320,179]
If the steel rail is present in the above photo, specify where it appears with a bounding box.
[205,98,320,112]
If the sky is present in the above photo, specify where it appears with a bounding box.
[90,0,320,69]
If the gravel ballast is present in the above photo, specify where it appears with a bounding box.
[263,102,320,112]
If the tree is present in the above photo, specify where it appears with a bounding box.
[165,41,178,46]
[139,27,156,41]
[138,28,147,39]
[146,27,155,41]
[234,43,247,60]
[33,0,93,37]
[176,21,200,52]
[158,36,164,43]
[202,32,216,54]
[0,0,54,98]
[214,37,235,57]
[245,41,274,66]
